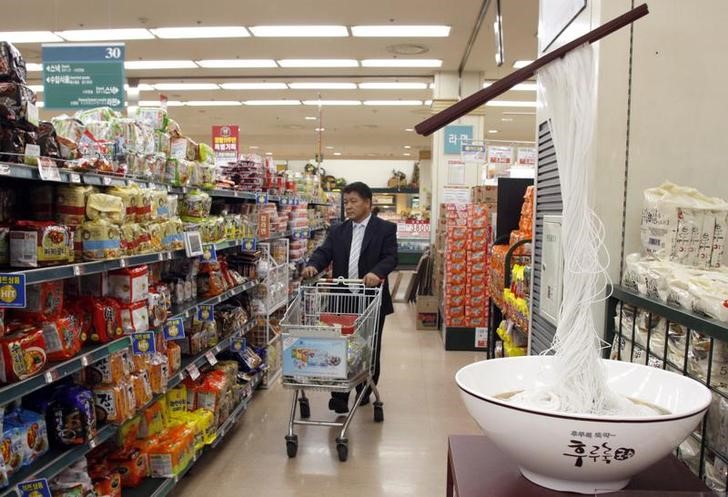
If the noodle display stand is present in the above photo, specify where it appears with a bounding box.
[447,435,712,497]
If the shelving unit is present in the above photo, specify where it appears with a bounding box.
[370,187,429,268]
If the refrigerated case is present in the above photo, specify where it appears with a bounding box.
[371,187,430,267]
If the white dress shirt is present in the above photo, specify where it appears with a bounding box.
[348,214,371,279]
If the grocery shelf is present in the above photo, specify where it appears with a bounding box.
[0,337,131,407]
[166,280,258,322]
[0,424,117,497]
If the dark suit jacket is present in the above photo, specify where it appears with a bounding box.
[308,215,398,315]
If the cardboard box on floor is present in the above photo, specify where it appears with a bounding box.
[416,295,439,330]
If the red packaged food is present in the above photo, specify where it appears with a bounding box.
[446,227,468,240]
[65,299,93,343]
[468,285,488,298]
[449,272,466,285]
[92,469,122,497]
[468,251,487,263]
[119,301,149,334]
[0,308,4,337]
[468,237,488,252]
[12,281,63,322]
[447,316,467,327]
[0,326,46,383]
[446,285,466,297]
[468,316,487,327]
[109,266,149,304]
[320,313,357,335]
[468,273,487,286]
[41,313,83,362]
[446,305,464,317]
[90,298,123,343]
[470,228,489,240]
[109,448,148,488]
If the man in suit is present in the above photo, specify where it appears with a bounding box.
[302,181,398,413]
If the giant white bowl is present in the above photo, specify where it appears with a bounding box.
[455,356,711,494]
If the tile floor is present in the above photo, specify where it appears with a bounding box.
[174,303,486,497]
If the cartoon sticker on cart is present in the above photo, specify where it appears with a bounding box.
[283,338,348,379]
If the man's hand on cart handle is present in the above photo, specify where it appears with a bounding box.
[302,266,319,279]
[363,272,382,287]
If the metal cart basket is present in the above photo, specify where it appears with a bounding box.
[280,278,384,461]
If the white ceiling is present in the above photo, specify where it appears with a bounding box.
[7,0,539,161]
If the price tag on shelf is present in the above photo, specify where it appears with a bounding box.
[255,192,268,205]
[184,231,204,257]
[102,176,113,186]
[37,157,61,182]
[230,337,247,353]
[205,351,218,366]
[24,144,40,166]
[131,331,157,355]
[0,164,10,175]
[119,258,127,268]
[88,436,98,449]
[80,355,90,367]
[186,363,201,381]
[241,238,257,252]
[44,369,60,384]
[69,172,82,184]
[197,305,214,322]
[17,478,52,497]
[163,318,186,340]
[201,244,217,262]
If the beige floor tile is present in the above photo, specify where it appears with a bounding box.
[173,303,485,497]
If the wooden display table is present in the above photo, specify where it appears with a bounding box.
[447,435,712,497]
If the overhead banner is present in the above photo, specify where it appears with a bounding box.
[212,125,239,166]
[487,145,514,179]
[42,43,125,110]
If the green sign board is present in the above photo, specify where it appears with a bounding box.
[42,43,125,110]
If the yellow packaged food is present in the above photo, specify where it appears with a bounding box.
[120,223,138,255]
[79,219,122,260]
[166,385,187,416]
[86,193,125,224]
[193,408,216,445]
[106,186,137,221]
[56,185,97,226]
[146,222,165,252]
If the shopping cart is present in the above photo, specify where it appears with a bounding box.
[280,278,384,461]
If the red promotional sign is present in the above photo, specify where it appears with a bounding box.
[212,125,239,165]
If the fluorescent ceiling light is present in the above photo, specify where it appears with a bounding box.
[289,82,356,90]
[488,129,499,134]
[186,100,242,106]
[325,146,335,150]
[26,63,43,72]
[486,100,537,108]
[333,152,342,156]
[361,59,441,68]
[303,100,361,106]
[139,100,184,107]
[403,153,412,156]
[249,146,259,149]
[150,26,250,39]
[56,28,154,41]
[403,145,412,149]
[483,81,537,91]
[125,60,198,70]
[154,83,220,91]
[124,83,155,91]
[197,59,277,68]
[0,31,64,43]
[501,118,513,122]
[352,25,450,37]
[220,82,287,90]
[359,82,428,90]
[250,26,348,37]
[424,99,433,105]
[513,60,533,68]
[28,85,43,92]
[243,100,301,105]
[278,59,358,68]
[315,128,325,132]
[503,111,536,116]
[305,116,318,120]
[404,128,414,132]
[265,152,273,155]
[363,100,422,106]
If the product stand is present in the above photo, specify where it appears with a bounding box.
[0,160,334,496]
[447,435,712,497]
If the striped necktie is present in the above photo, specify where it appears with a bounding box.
[348,223,365,279]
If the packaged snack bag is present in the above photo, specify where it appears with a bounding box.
[46,385,97,447]
[0,326,46,383]
[109,266,149,304]
[10,221,72,268]
[79,219,122,260]
[41,313,83,362]
[88,298,123,343]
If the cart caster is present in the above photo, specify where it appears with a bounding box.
[336,438,348,462]
[299,398,310,419]
[285,435,298,458]
[373,402,384,423]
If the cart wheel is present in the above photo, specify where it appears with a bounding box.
[373,404,384,423]
[285,435,298,458]
[336,442,348,462]
[299,398,310,419]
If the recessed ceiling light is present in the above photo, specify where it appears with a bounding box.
[249,145,259,149]
[501,118,514,122]
[404,128,414,132]
[289,82,357,89]
[483,81,537,91]
[403,145,412,149]
[363,100,422,106]
[265,152,273,155]
[305,116,318,120]
[486,100,537,108]
[0,31,64,43]
[27,85,43,92]
[488,129,499,134]
[361,59,442,68]
[352,25,450,37]
[125,60,198,70]
[278,59,358,68]
[403,153,412,156]
[250,26,348,37]
[315,128,325,132]
[358,82,428,90]
[333,152,342,156]
[513,60,534,69]
[302,100,361,106]
[139,100,185,107]
[55,28,154,41]
[26,63,43,72]
[185,100,242,106]
[325,146,335,150]
[367,153,376,157]
[150,26,250,39]
[220,82,287,90]
[243,100,301,105]
[154,83,219,91]
[197,59,277,68]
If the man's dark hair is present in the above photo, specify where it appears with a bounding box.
[343,181,373,201]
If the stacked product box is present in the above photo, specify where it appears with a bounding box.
[442,203,492,328]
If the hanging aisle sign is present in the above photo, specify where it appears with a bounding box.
[443,125,473,155]
[42,43,125,110]
[212,125,239,166]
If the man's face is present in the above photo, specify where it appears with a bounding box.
[343,191,371,222]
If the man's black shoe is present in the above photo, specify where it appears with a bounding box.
[328,398,349,414]
[359,396,371,406]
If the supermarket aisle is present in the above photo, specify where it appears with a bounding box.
[174,303,484,497]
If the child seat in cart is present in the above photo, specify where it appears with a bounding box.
[280,278,384,461]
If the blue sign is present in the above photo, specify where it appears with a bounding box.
[231,337,247,353]
[162,318,186,341]
[132,331,157,354]
[201,244,217,262]
[18,478,52,497]
[0,273,26,308]
[256,192,268,205]
[42,43,125,110]
[241,238,257,252]
[443,125,473,155]
[197,305,214,322]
